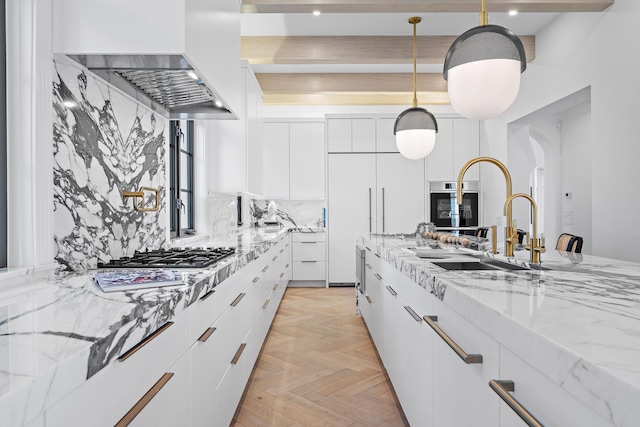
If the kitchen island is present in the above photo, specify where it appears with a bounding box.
[357,233,640,427]
[0,227,291,427]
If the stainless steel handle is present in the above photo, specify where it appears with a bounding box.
[199,289,215,301]
[404,306,421,322]
[300,242,317,244]
[365,263,372,270]
[230,293,246,307]
[280,272,285,278]
[198,327,217,343]
[386,286,397,296]
[366,296,372,304]
[423,315,483,364]
[262,265,270,272]
[231,343,247,365]
[382,187,385,233]
[252,276,260,283]
[262,299,270,309]
[374,273,382,280]
[272,256,278,261]
[273,283,278,291]
[280,249,285,253]
[489,380,544,427]
[285,263,290,268]
[118,322,174,362]
[301,260,318,263]
[368,187,372,232]
[116,373,174,426]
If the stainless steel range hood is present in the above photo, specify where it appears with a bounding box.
[67,54,235,120]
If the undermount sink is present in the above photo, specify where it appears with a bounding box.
[432,260,530,272]
[406,247,471,258]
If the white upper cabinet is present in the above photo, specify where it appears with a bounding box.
[427,118,455,182]
[327,119,352,152]
[352,119,376,152]
[290,122,325,199]
[262,122,290,199]
[52,0,242,116]
[375,118,399,153]
[453,119,480,181]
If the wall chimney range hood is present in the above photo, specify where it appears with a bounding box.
[67,54,234,120]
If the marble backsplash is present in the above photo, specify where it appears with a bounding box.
[52,57,168,271]
[250,199,325,228]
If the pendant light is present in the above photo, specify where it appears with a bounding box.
[394,16,438,160]
[443,0,526,120]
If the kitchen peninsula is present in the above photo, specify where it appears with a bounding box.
[0,228,292,427]
[357,233,640,427]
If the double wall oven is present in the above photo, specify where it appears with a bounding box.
[428,181,480,230]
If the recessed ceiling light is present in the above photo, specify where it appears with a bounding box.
[187,70,199,80]
[312,10,321,16]
[509,10,518,16]
[63,101,76,108]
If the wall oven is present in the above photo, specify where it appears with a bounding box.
[428,181,479,229]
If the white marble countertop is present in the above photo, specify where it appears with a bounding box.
[357,233,640,427]
[0,227,289,425]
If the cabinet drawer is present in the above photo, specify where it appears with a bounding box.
[293,241,325,261]
[292,232,326,242]
[292,261,326,280]
[46,311,190,427]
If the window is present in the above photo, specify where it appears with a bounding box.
[1,0,7,268]
[169,120,195,238]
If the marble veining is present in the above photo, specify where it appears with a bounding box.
[52,58,168,272]
[0,228,288,427]
[251,199,325,228]
[358,233,640,426]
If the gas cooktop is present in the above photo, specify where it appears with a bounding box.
[97,247,236,269]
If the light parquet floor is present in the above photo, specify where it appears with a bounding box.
[231,287,410,427]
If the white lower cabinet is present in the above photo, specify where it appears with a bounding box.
[291,232,326,284]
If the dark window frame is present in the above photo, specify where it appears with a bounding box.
[169,120,195,238]
[1,0,7,268]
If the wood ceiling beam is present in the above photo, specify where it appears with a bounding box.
[256,73,450,105]
[242,0,614,14]
[242,35,536,65]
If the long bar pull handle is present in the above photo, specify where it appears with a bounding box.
[262,299,270,309]
[231,343,247,365]
[374,273,383,280]
[118,322,174,362]
[262,265,270,272]
[199,289,215,301]
[423,315,483,364]
[198,327,217,343]
[116,373,174,426]
[386,286,397,296]
[368,187,372,232]
[365,263,372,270]
[272,256,278,261]
[489,380,545,427]
[273,283,278,291]
[404,306,422,322]
[230,293,246,307]
[300,242,317,244]
[382,187,385,233]
[252,277,260,283]
[279,273,285,278]
[366,296,372,304]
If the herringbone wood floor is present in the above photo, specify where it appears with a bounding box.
[231,287,410,427]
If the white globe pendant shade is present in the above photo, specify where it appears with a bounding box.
[396,128,437,160]
[447,58,521,120]
[394,107,438,160]
[444,24,526,120]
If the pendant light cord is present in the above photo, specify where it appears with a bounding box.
[480,0,488,26]
[412,18,418,108]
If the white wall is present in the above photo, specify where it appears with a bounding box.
[485,0,639,261]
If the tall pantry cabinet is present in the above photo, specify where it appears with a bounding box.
[326,114,480,285]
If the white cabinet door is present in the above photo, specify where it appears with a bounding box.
[375,118,398,153]
[129,352,191,427]
[498,346,613,427]
[262,122,290,199]
[430,302,500,427]
[352,118,376,152]
[327,154,376,283]
[290,122,325,199]
[246,69,264,196]
[427,118,454,182]
[376,153,425,234]
[453,119,480,181]
[327,118,352,152]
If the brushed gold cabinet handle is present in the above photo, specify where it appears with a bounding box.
[386,286,397,296]
[262,265,270,272]
[273,256,278,261]
[489,380,544,427]
[118,322,174,362]
[279,272,285,278]
[285,263,289,268]
[366,296,372,304]
[231,343,247,365]
[273,283,278,291]
[374,273,383,280]
[423,315,483,364]
[230,293,246,307]
[116,373,174,426]
[280,249,285,253]
[404,306,421,322]
[199,289,215,301]
[198,327,217,343]
[252,276,260,283]
[262,299,270,309]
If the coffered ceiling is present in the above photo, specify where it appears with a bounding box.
[240,0,613,105]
